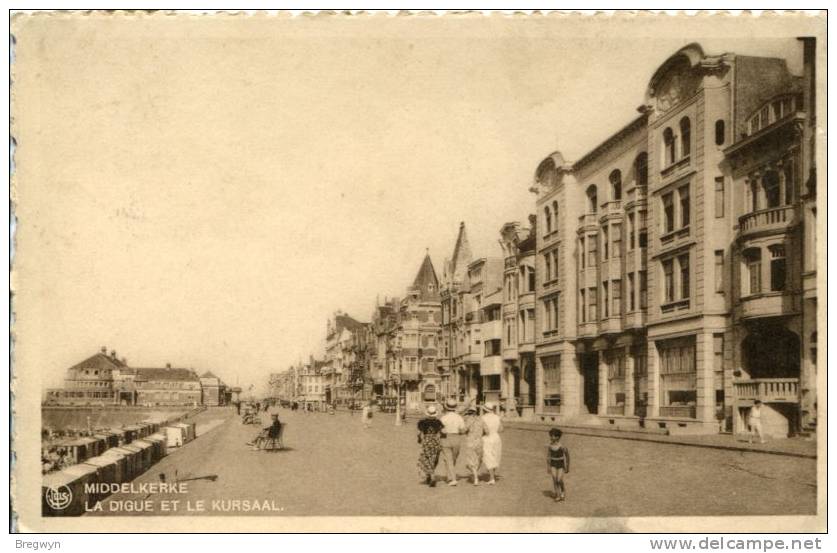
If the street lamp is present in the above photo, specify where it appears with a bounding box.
[390,374,402,427]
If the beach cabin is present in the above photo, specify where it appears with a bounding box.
[122,425,142,444]
[145,433,168,460]
[93,432,120,449]
[164,425,188,447]
[61,437,99,465]
[110,445,143,479]
[173,421,196,442]
[98,449,129,484]
[130,440,156,470]
[83,455,122,492]
[42,467,95,517]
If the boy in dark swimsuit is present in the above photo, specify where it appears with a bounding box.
[547,428,569,502]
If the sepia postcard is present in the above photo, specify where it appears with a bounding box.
[9,11,827,533]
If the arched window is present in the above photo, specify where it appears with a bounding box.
[768,244,786,292]
[679,117,691,158]
[743,248,762,296]
[544,206,552,234]
[763,170,781,208]
[715,120,725,146]
[552,200,559,228]
[586,185,598,214]
[634,152,648,187]
[609,169,622,201]
[783,163,795,205]
[663,128,676,166]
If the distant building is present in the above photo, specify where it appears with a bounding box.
[200,371,226,406]
[45,347,209,407]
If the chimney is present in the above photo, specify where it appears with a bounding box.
[110,350,117,358]
[121,357,127,365]
[101,346,107,354]
[166,363,171,369]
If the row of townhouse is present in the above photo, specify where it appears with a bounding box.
[44,347,234,407]
[275,41,818,437]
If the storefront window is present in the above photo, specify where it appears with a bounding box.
[658,337,697,418]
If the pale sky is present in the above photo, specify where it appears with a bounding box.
[12,15,811,391]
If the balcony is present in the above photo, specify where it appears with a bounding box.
[480,355,503,376]
[659,405,696,418]
[738,291,800,320]
[577,213,598,230]
[482,319,502,340]
[734,378,799,403]
[600,200,622,218]
[738,205,798,238]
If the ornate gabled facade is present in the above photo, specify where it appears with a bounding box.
[528,41,817,437]
[498,217,537,417]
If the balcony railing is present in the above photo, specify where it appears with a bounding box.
[659,405,697,418]
[738,205,796,234]
[734,378,799,403]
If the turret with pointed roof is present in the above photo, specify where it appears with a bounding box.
[442,222,473,288]
[409,251,440,302]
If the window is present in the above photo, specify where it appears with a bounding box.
[579,237,586,269]
[744,248,762,296]
[610,169,622,200]
[602,226,609,260]
[612,279,622,316]
[764,171,781,208]
[658,337,697,418]
[638,228,648,248]
[770,245,787,291]
[663,127,676,166]
[635,152,648,187]
[612,223,622,258]
[485,339,501,357]
[750,179,759,212]
[588,234,598,267]
[552,297,560,332]
[714,250,724,293]
[679,185,690,228]
[543,299,554,331]
[602,281,609,318]
[579,289,586,323]
[715,120,725,146]
[542,356,561,411]
[588,287,597,321]
[679,254,690,299]
[586,185,598,213]
[607,350,627,411]
[552,200,559,228]
[528,266,536,292]
[628,213,635,250]
[680,117,691,158]
[663,259,675,303]
[663,193,675,233]
[784,162,795,205]
[639,270,647,309]
[714,177,725,218]
[544,206,553,234]
[713,334,724,402]
[544,253,552,282]
[628,273,636,312]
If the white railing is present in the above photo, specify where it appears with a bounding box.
[734,378,799,403]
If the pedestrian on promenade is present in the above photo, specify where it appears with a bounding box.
[749,400,766,444]
[362,401,372,429]
[461,405,484,486]
[417,405,444,487]
[438,397,466,486]
[481,401,503,485]
[547,428,569,502]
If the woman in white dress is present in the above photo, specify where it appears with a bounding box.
[480,402,504,485]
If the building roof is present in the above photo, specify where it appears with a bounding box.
[200,370,219,379]
[445,222,473,285]
[68,352,127,373]
[126,368,200,382]
[411,252,440,301]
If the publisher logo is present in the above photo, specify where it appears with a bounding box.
[45,485,73,511]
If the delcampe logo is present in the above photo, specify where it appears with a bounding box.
[44,485,72,511]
